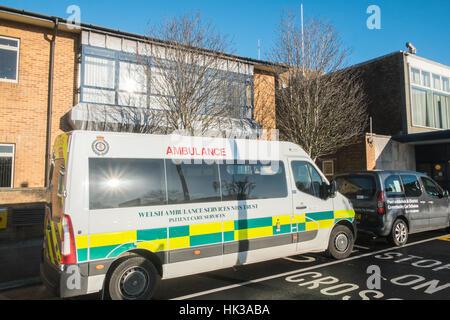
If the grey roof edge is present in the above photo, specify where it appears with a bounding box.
[344,51,406,71]
[392,129,450,143]
[0,5,277,68]
[346,50,449,71]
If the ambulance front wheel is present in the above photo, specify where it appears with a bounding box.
[326,225,354,260]
[106,254,160,300]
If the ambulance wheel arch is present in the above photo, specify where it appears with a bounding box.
[104,250,162,300]
[325,222,355,260]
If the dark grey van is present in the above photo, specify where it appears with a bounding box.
[333,170,450,246]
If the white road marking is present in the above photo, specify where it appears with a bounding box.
[171,234,449,300]
[354,245,370,250]
[283,255,316,263]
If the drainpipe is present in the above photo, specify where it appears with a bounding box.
[44,18,59,187]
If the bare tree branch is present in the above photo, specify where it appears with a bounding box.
[136,13,249,136]
[268,11,368,161]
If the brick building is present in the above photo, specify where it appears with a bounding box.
[0,6,278,206]
[0,11,79,193]
[319,51,450,190]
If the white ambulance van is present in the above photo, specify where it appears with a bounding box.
[40,130,356,300]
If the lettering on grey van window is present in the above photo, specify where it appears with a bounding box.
[401,175,422,197]
[421,177,443,198]
[384,175,404,197]
[166,160,221,204]
[220,161,287,201]
[291,161,324,198]
[89,158,166,210]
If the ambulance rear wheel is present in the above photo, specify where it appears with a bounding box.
[326,225,354,260]
[107,254,160,300]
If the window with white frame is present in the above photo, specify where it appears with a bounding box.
[421,71,430,87]
[433,74,441,90]
[410,66,450,130]
[0,144,14,188]
[410,68,420,84]
[80,45,254,117]
[118,61,148,108]
[0,36,20,82]
[442,77,449,92]
[82,56,116,104]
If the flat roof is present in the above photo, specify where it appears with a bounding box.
[348,50,449,72]
[0,5,275,69]
[392,130,450,145]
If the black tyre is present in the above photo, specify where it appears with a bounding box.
[106,254,160,300]
[326,225,354,260]
[388,219,408,247]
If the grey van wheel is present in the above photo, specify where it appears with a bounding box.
[107,255,159,300]
[326,225,354,260]
[389,219,408,247]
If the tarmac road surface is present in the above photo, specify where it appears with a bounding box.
[0,229,449,300]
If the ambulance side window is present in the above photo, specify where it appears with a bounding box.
[309,164,324,198]
[291,161,313,195]
[291,161,326,199]
[89,158,166,210]
[219,161,287,200]
[165,160,221,204]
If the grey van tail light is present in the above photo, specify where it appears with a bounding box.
[377,191,385,215]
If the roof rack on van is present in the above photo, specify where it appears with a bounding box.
[60,103,262,139]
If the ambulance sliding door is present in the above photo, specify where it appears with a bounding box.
[220,160,295,266]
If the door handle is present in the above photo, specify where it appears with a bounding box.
[296,206,307,210]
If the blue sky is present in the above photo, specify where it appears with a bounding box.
[1,0,449,66]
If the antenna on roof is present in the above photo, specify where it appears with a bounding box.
[258,39,261,60]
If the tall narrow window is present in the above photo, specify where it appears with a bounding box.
[421,71,430,88]
[118,61,148,107]
[433,74,441,90]
[0,36,20,82]
[442,77,449,93]
[82,56,116,104]
[410,68,420,84]
[0,144,14,188]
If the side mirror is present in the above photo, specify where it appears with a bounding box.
[320,182,337,200]
[443,190,449,198]
[329,180,337,198]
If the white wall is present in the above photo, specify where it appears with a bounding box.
[372,135,416,171]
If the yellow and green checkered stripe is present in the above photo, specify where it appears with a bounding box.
[76,209,354,262]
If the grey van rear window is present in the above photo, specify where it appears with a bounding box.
[335,175,376,200]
